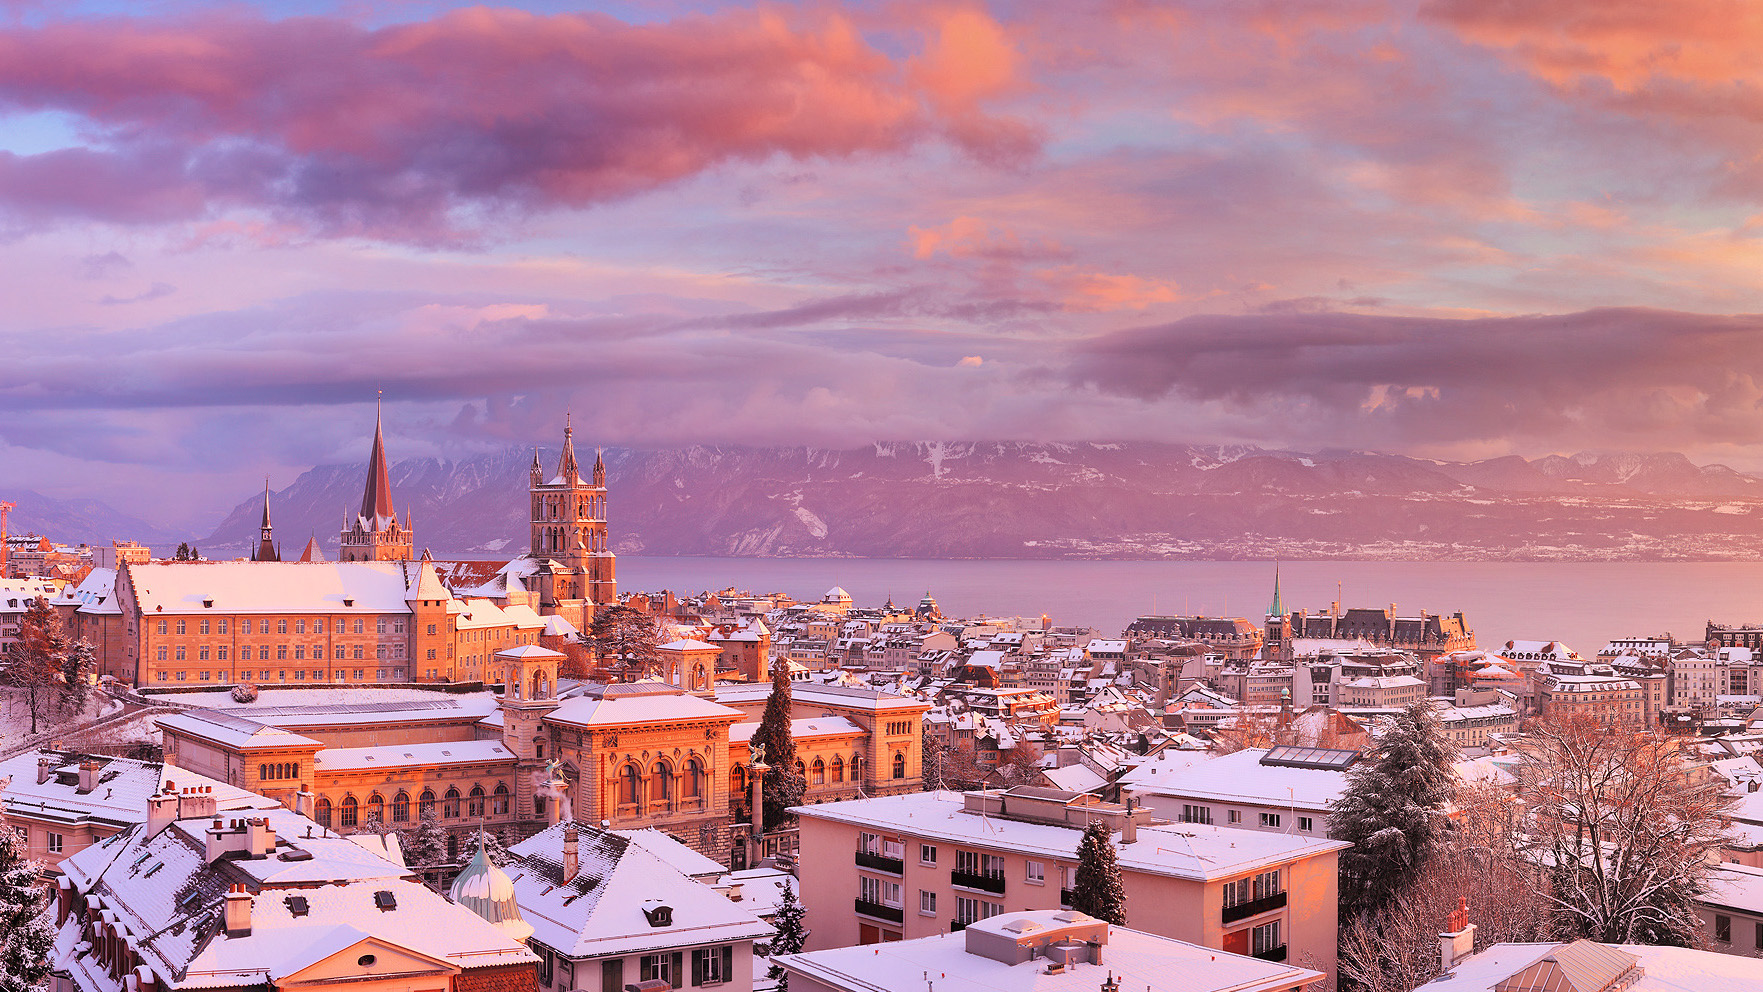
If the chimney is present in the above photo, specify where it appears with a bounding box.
[562,823,580,883]
[223,885,253,937]
[1438,897,1476,974]
[146,787,179,839]
[178,786,218,821]
[1119,798,1139,846]
[245,817,276,856]
[78,759,104,795]
[293,786,314,818]
[38,755,57,785]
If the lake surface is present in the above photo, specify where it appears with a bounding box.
[616,557,1763,654]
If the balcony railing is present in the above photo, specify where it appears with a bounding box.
[855,850,905,875]
[1252,945,1287,963]
[855,899,903,924]
[1221,891,1286,924]
[951,870,1006,894]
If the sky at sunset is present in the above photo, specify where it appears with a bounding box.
[6,0,1763,526]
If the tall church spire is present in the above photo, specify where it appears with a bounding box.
[360,393,396,527]
[1268,560,1285,618]
[254,479,280,562]
[556,414,581,484]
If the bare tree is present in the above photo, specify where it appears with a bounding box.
[1515,715,1737,946]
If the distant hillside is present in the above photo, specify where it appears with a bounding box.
[0,488,182,551]
[197,443,1763,561]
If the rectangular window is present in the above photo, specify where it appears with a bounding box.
[295,645,306,660]
[47,833,64,853]
[639,954,671,985]
[1298,816,1314,832]
[919,890,937,915]
[692,947,733,987]
[218,619,227,634]
[429,624,438,635]
[1716,914,1731,943]
[156,672,167,682]
[176,671,186,681]
[259,646,270,660]
[156,620,167,635]
[199,671,211,681]
[1025,861,1045,884]
[314,619,325,634]
[1252,920,1281,955]
[176,620,186,634]
[1755,921,1762,949]
[354,618,364,634]
[393,619,405,634]
[217,647,228,660]
[1181,804,1213,825]
[920,844,937,865]
[353,646,363,659]
[377,618,387,634]
[295,619,305,634]
[278,620,287,635]
[1228,810,1242,824]
[175,646,185,661]
[277,645,288,660]
[1260,812,1281,828]
[156,646,167,661]
[199,619,209,635]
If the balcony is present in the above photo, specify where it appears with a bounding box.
[855,899,903,924]
[951,870,1006,895]
[855,850,905,875]
[1221,891,1286,924]
[1252,945,1287,963]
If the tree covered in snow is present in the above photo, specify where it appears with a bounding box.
[402,810,451,870]
[766,879,808,992]
[59,639,95,716]
[1330,701,1459,918]
[748,665,804,831]
[464,827,511,866]
[587,605,661,680]
[0,827,52,992]
[1517,715,1736,946]
[1070,821,1127,925]
[8,597,67,735]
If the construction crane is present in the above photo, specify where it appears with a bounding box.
[0,501,12,577]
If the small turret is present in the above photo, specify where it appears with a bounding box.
[530,447,543,486]
[593,448,605,487]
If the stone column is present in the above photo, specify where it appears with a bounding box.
[748,762,768,864]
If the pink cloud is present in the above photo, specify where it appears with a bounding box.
[0,6,1038,242]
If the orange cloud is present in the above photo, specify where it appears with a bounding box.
[907,215,1069,260]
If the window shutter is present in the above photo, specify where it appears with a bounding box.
[691,949,704,987]
[721,946,733,983]
[670,951,684,989]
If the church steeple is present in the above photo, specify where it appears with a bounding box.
[339,395,413,562]
[556,415,581,484]
[360,394,396,528]
[1268,560,1285,619]
[254,479,280,562]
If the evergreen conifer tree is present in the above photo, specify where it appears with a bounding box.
[1329,701,1459,918]
[748,665,804,830]
[766,879,808,992]
[1070,821,1127,924]
[0,827,52,992]
[402,811,451,869]
[464,827,511,866]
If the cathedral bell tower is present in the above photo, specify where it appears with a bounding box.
[340,398,413,562]
[528,419,615,629]
[495,644,564,824]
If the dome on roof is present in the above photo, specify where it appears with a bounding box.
[823,586,852,603]
[449,843,533,943]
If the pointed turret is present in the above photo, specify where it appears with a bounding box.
[360,396,396,528]
[1268,560,1285,619]
[593,447,605,487]
[556,416,581,484]
[253,480,280,562]
[530,447,543,487]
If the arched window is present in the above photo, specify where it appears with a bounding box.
[468,785,486,818]
[693,666,707,690]
[831,755,845,783]
[619,764,642,807]
[392,791,410,822]
[650,761,673,805]
[365,793,384,824]
[419,789,436,820]
[684,758,705,806]
[315,797,332,828]
[446,834,459,861]
[893,752,907,779]
[811,758,826,785]
[340,795,359,828]
[795,760,806,780]
[732,764,747,795]
[443,787,461,819]
[853,755,865,782]
[492,783,510,816]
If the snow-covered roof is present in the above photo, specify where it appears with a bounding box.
[155,710,323,751]
[1122,747,1349,812]
[730,716,864,744]
[1038,763,1107,794]
[616,828,730,879]
[1702,863,1763,915]
[1421,941,1763,992]
[791,792,1348,882]
[547,685,745,729]
[658,638,720,652]
[65,569,121,615]
[0,751,272,831]
[714,682,927,711]
[504,821,771,960]
[313,739,513,772]
[775,912,1320,992]
[126,562,421,615]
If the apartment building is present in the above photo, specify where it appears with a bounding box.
[1122,746,1356,839]
[792,786,1347,979]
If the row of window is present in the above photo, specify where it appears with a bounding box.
[154,618,401,636]
[1711,914,1763,949]
[156,643,403,661]
[615,759,710,809]
[154,668,407,682]
[1221,869,1283,908]
[313,785,510,828]
[1178,805,1313,831]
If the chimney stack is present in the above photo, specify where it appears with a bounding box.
[78,759,104,794]
[245,817,276,857]
[146,786,179,839]
[293,786,314,818]
[1119,798,1139,846]
[1438,897,1476,974]
[562,823,580,883]
[38,755,57,785]
[223,885,253,937]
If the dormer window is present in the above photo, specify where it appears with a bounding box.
[641,902,673,927]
